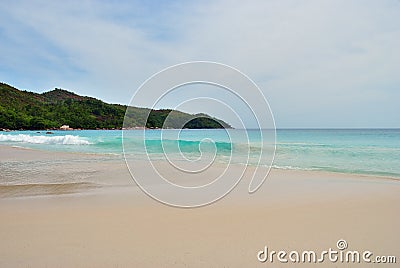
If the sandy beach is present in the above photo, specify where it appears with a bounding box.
[2,0,399,266]
[0,145,399,267]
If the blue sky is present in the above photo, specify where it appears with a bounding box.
[1,0,399,128]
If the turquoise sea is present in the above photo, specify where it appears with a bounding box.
[1,129,399,178]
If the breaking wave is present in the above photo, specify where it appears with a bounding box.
[0,134,91,145]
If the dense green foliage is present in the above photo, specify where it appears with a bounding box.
[0,83,231,130]
[145,110,227,129]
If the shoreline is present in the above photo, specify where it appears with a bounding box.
[1,144,399,184]
[1,143,399,200]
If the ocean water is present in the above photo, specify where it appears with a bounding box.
[1,129,399,178]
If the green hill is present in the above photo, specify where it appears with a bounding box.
[0,83,232,130]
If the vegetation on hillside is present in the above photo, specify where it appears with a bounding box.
[0,83,232,130]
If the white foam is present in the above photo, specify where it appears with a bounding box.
[272,165,319,171]
[0,134,91,145]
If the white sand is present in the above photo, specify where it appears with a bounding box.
[0,145,399,267]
